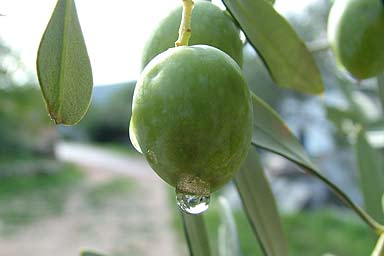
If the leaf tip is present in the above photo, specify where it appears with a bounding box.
[79,249,106,256]
[49,112,73,126]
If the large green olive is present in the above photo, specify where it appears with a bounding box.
[328,0,384,79]
[130,45,252,194]
[141,1,243,69]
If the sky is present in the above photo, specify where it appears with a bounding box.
[0,0,309,86]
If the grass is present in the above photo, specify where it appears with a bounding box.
[168,189,377,256]
[0,163,83,235]
[283,210,376,256]
[0,148,136,238]
[0,152,37,164]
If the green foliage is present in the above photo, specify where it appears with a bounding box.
[355,129,384,222]
[326,105,360,130]
[0,40,22,88]
[250,90,383,232]
[0,85,55,156]
[284,210,376,256]
[326,78,384,226]
[204,207,376,256]
[235,147,288,256]
[0,164,83,235]
[37,0,93,125]
[222,0,324,94]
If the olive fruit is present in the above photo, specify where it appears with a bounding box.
[328,0,384,79]
[141,1,243,69]
[130,45,252,201]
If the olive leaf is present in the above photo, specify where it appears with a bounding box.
[250,91,383,232]
[222,0,323,94]
[235,147,288,256]
[378,73,384,112]
[181,212,212,256]
[37,0,93,125]
[217,197,242,256]
[355,129,384,222]
[250,92,316,170]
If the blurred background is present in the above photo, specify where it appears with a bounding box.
[0,0,383,255]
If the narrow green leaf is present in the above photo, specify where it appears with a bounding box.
[250,91,384,232]
[250,92,316,170]
[355,129,384,222]
[80,250,106,256]
[235,147,288,256]
[378,73,384,112]
[222,0,323,94]
[181,212,212,256]
[217,197,242,256]
[37,0,93,125]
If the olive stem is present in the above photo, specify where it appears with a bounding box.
[372,233,384,255]
[302,163,384,234]
[255,139,384,234]
[175,0,194,47]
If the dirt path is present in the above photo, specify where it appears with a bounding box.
[0,142,187,256]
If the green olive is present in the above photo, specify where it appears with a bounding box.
[130,45,252,194]
[328,0,384,79]
[141,1,243,69]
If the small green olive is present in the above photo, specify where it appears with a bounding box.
[130,45,252,194]
[328,0,384,79]
[141,1,243,69]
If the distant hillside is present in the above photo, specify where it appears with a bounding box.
[60,80,136,142]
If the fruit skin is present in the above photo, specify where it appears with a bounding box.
[328,0,384,79]
[141,1,243,69]
[130,45,252,192]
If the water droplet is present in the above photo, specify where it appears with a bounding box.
[176,192,210,214]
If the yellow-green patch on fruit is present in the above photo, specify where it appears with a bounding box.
[130,45,252,194]
[141,1,243,69]
[328,0,384,79]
